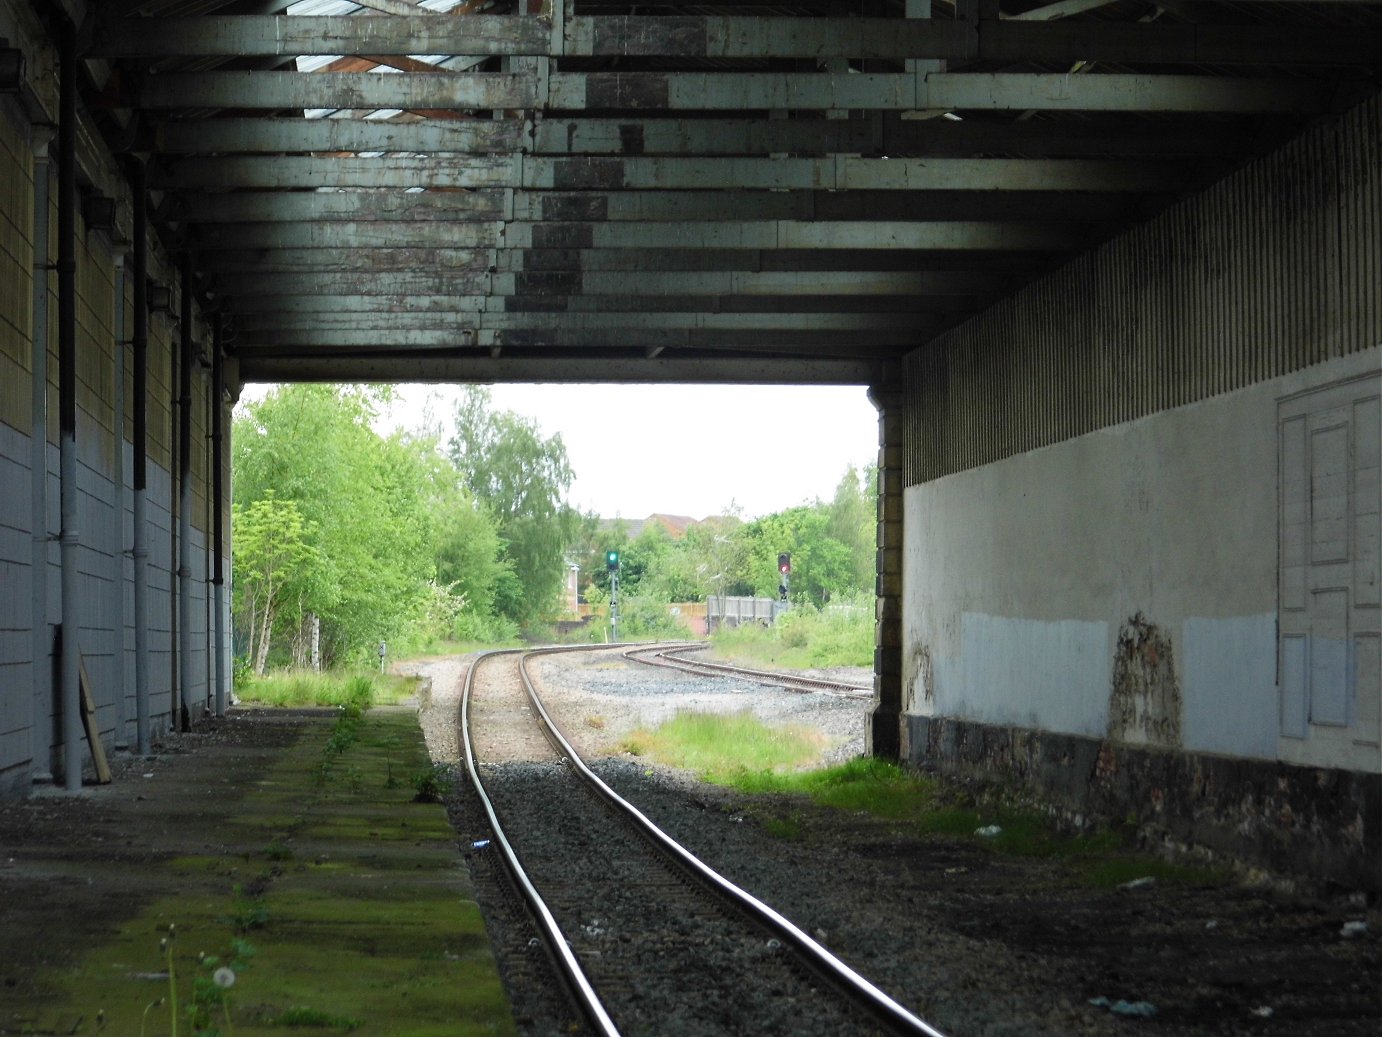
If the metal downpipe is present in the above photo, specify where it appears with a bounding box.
[29,128,53,782]
[211,320,226,717]
[177,253,194,729]
[56,23,81,791]
[112,255,128,747]
[130,159,151,755]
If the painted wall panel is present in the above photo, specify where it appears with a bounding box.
[904,349,1381,769]
[1308,590,1349,727]
[1356,634,1381,749]
[948,613,1108,737]
[1280,414,1308,611]
[1355,395,1381,608]
[1182,614,1278,758]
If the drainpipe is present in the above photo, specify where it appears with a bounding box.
[57,22,81,790]
[130,158,151,755]
[29,127,53,783]
[112,254,128,748]
[178,253,194,728]
[211,319,227,716]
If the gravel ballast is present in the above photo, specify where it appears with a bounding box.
[414,648,1381,1037]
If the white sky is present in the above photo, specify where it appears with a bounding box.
[380,383,879,521]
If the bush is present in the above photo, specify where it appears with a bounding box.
[710,594,873,670]
[452,611,521,644]
[237,670,381,709]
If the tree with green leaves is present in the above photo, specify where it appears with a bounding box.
[743,506,855,607]
[232,492,319,675]
[447,386,579,625]
[827,464,878,593]
[233,385,439,665]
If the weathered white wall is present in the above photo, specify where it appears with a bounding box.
[903,347,1380,774]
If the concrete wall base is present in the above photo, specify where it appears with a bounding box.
[867,703,901,759]
[905,714,1381,895]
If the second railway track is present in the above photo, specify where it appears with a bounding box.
[623,642,873,698]
[461,647,944,1037]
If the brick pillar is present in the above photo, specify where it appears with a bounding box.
[867,382,905,760]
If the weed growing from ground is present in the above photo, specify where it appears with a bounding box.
[224,886,270,933]
[189,939,255,1036]
[316,704,365,786]
[271,1005,363,1030]
[411,762,451,803]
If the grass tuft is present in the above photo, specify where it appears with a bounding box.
[236,671,420,710]
[619,710,826,782]
[271,1005,363,1030]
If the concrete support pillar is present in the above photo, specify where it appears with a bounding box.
[867,380,905,760]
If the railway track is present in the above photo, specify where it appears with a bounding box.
[461,646,944,1037]
[624,642,873,698]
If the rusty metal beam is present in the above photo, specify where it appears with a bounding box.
[136,69,1327,114]
[154,114,1260,159]
[152,154,1188,192]
[91,16,1382,67]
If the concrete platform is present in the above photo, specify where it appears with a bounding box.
[0,707,516,1037]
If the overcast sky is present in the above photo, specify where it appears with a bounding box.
[379,383,879,520]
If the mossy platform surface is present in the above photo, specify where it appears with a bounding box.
[0,707,516,1037]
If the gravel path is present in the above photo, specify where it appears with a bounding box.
[413,648,1381,1037]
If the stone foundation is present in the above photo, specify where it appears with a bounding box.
[906,714,1381,894]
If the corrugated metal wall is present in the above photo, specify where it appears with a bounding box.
[905,92,1382,485]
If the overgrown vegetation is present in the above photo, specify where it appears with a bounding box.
[620,710,828,782]
[235,671,416,709]
[233,385,572,671]
[233,383,878,666]
[708,595,874,669]
[622,718,1230,889]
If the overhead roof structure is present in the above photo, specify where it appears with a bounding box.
[81,0,1382,385]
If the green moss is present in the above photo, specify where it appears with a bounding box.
[32,709,516,1037]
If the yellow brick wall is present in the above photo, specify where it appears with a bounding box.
[77,234,116,471]
[0,103,34,435]
[147,313,172,472]
[193,363,209,535]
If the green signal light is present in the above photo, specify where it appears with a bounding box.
[606,550,620,570]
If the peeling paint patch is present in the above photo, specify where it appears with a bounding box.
[904,642,932,712]
[1109,613,1181,747]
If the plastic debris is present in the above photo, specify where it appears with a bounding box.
[765,939,781,950]
[1340,920,1368,938]
[471,839,491,850]
[1118,876,1157,891]
[1089,997,1158,1018]
[1250,1006,1274,1019]
[1205,919,1219,930]
[974,825,1003,838]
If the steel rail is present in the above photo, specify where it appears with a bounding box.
[625,641,873,697]
[518,645,949,1037]
[459,649,622,1037]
